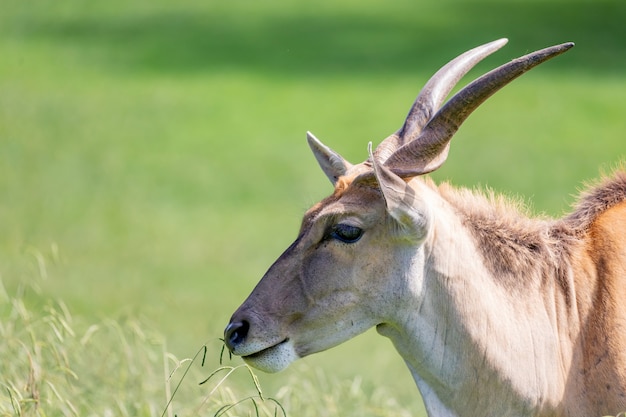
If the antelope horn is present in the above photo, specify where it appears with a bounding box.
[374,38,509,163]
[384,42,575,178]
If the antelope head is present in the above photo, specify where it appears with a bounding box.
[224,39,573,373]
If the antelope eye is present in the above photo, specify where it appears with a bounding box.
[331,224,363,243]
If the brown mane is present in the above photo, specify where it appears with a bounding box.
[565,168,626,232]
[437,169,626,294]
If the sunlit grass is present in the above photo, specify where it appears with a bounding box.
[0,277,173,416]
[0,278,415,417]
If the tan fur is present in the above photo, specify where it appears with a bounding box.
[438,170,626,414]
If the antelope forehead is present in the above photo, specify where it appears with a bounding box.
[303,184,384,221]
[335,179,386,208]
[318,199,385,228]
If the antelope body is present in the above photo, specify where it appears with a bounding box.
[224,39,626,416]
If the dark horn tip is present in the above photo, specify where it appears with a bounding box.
[542,42,575,60]
[550,42,575,54]
[537,42,575,57]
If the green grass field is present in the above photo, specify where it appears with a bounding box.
[1,0,625,415]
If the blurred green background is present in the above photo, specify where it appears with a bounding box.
[1,0,624,414]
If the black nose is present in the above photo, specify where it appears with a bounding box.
[224,320,249,351]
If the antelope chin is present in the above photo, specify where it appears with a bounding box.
[241,339,299,373]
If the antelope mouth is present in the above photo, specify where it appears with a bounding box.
[243,338,290,359]
[240,338,298,373]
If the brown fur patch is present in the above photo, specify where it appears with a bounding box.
[571,199,626,412]
[333,176,353,196]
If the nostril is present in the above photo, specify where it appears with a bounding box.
[224,320,249,350]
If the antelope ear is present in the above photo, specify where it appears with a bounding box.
[368,143,428,240]
[307,131,352,185]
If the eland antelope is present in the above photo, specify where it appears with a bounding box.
[224,39,626,416]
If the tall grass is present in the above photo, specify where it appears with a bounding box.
[0,282,165,416]
[0,277,414,417]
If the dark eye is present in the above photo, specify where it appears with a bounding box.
[330,224,363,243]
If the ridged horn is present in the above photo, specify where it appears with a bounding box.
[384,42,575,178]
[374,38,509,163]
